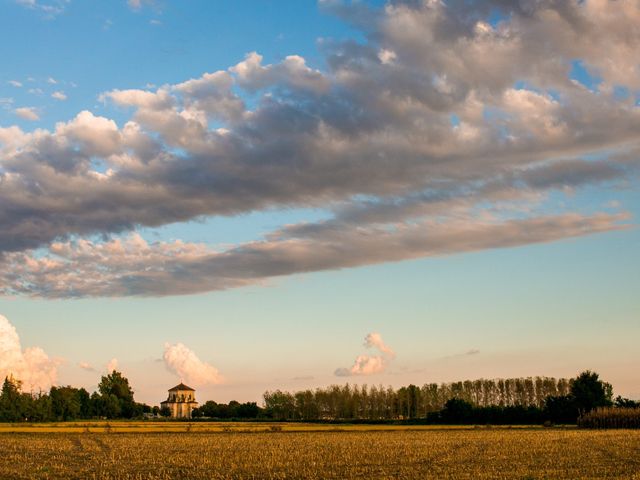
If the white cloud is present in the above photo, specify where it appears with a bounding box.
[163,342,223,386]
[0,314,60,392]
[14,0,67,17]
[14,107,40,121]
[106,357,118,372]
[127,0,156,11]
[47,77,57,84]
[78,361,95,371]
[8,80,22,88]
[364,332,395,358]
[51,91,67,101]
[335,332,395,377]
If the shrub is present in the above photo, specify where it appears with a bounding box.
[578,407,640,429]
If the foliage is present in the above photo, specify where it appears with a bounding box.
[98,370,137,418]
[578,407,640,429]
[0,377,24,422]
[614,395,640,408]
[0,371,149,422]
[570,370,613,414]
[193,400,262,419]
[263,376,573,421]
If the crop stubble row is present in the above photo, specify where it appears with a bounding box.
[0,429,639,479]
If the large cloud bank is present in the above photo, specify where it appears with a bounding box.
[0,314,59,391]
[0,0,638,297]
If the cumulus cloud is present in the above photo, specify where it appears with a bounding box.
[364,332,395,358]
[335,332,395,377]
[14,0,67,17]
[78,361,95,371]
[0,314,59,391]
[0,0,639,297]
[8,80,22,88]
[106,357,118,372]
[163,342,223,386]
[51,91,67,101]
[14,106,40,121]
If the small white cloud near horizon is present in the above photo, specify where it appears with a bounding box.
[78,361,95,372]
[0,314,60,391]
[363,332,395,358]
[163,342,223,386]
[106,357,118,372]
[14,107,40,121]
[335,332,395,377]
[51,91,67,101]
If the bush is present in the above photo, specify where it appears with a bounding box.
[578,407,640,429]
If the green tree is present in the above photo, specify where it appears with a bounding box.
[0,376,24,422]
[570,370,613,414]
[50,386,82,421]
[98,370,136,418]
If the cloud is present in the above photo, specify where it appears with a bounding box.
[47,77,57,84]
[127,0,156,11]
[335,332,395,377]
[51,91,67,101]
[78,361,96,371]
[15,0,68,18]
[8,80,22,88]
[14,107,40,121]
[0,212,629,298]
[163,342,223,386]
[0,0,639,297]
[106,357,118,372]
[0,314,59,391]
[364,332,395,358]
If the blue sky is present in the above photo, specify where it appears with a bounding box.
[0,0,638,404]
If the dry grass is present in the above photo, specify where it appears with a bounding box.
[0,427,639,479]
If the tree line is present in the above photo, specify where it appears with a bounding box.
[1,369,636,424]
[263,371,638,424]
[263,375,573,421]
[0,371,152,422]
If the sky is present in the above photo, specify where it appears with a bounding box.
[0,0,638,405]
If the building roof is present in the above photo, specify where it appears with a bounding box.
[168,382,195,392]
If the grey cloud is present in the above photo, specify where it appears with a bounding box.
[1,0,639,296]
[0,212,628,298]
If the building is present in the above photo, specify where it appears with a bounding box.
[160,383,198,419]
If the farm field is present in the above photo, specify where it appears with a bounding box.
[0,426,639,479]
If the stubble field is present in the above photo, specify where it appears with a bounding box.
[0,424,639,479]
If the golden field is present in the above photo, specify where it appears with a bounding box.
[0,424,638,479]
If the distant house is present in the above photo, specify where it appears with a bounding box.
[160,383,198,419]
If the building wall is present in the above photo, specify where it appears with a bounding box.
[162,388,198,419]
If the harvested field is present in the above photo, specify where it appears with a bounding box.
[0,426,639,479]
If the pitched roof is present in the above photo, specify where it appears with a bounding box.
[168,382,195,391]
